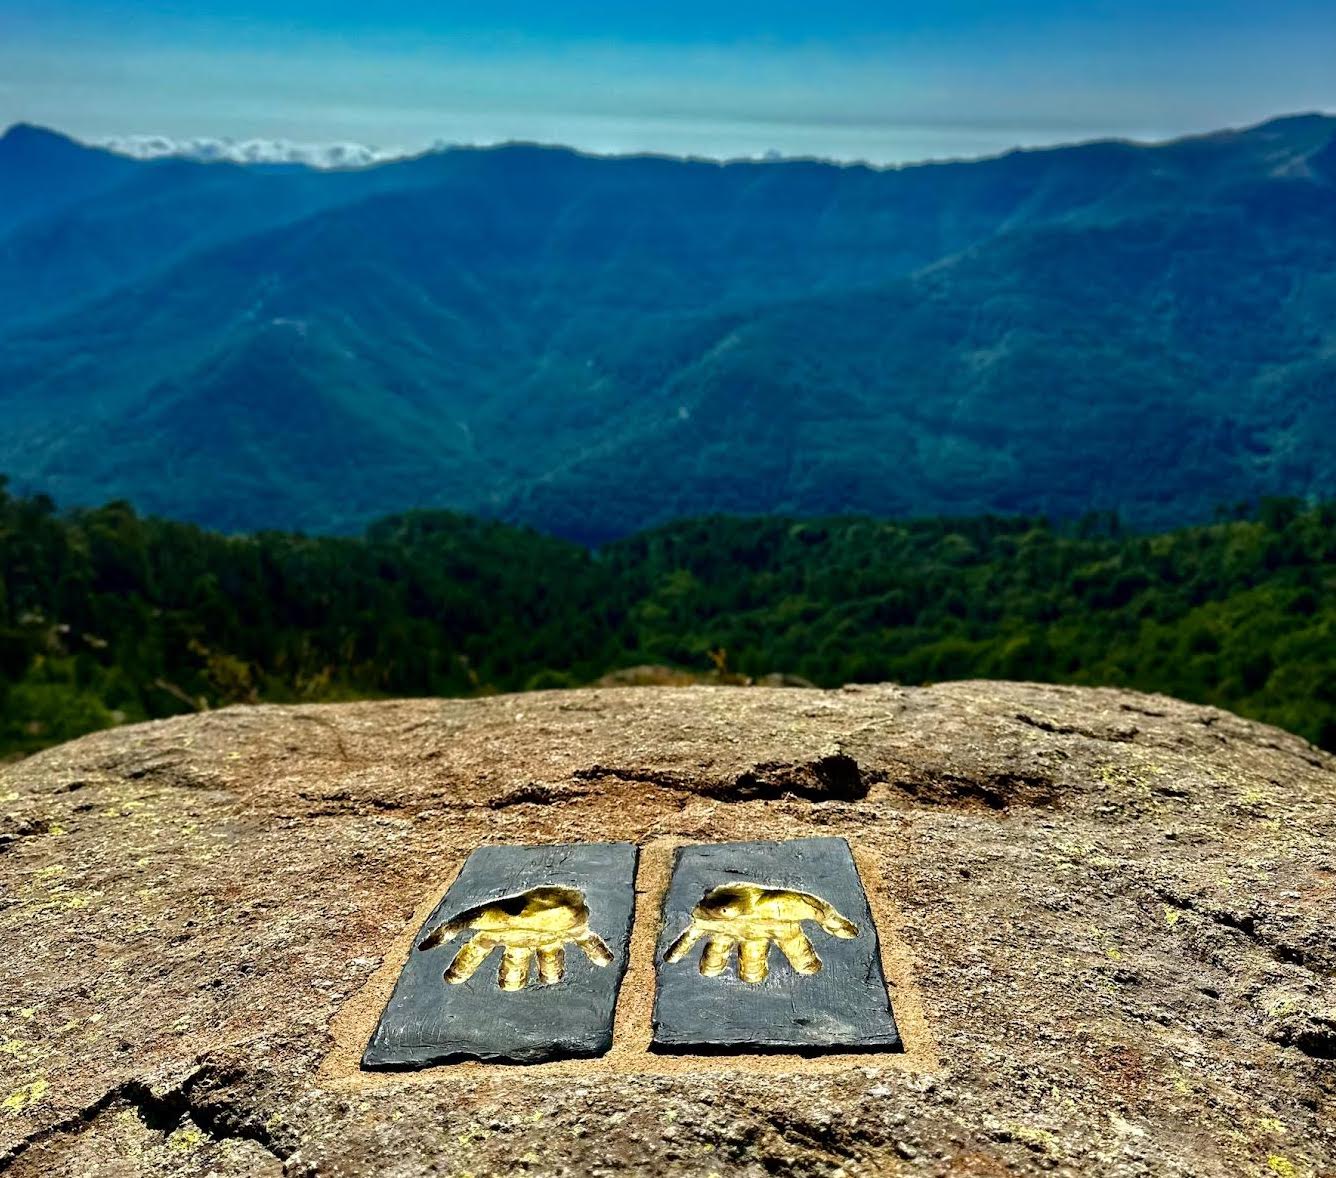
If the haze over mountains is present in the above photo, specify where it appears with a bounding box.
[1,115,1334,541]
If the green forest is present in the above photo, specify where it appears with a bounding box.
[1,476,1333,760]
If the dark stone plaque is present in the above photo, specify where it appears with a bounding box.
[652,836,901,1053]
[363,842,638,1069]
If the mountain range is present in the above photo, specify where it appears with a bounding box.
[1,115,1334,541]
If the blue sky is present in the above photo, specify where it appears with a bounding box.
[3,1,1335,161]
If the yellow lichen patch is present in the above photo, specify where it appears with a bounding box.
[1089,925,1125,963]
[32,884,104,912]
[1046,1083,1080,1117]
[1163,905,1182,926]
[0,1038,43,1064]
[2,1079,50,1115]
[1258,1118,1285,1135]
[1266,1154,1298,1177]
[1053,839,1098,862]
[168,1125,206,1152]
[1009,1124,1062,1158]
[1097,763,1137,788]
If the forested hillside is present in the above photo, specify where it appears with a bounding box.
[1,115,1334,540]
[2,478,1332,759]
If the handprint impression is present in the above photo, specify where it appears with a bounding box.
[664,883,858,984]
[417,886,613,992]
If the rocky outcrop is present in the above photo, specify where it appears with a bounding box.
[0,682,1332,1176]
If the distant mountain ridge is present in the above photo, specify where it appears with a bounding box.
[1,114,1334,540]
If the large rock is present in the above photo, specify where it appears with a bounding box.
[0,682,1332,1176]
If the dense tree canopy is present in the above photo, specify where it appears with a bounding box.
[1,477,1332,758]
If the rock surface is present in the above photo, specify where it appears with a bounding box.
[0,681,1332,1177]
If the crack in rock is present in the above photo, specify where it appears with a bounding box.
[1267,1012,1336,1060]
[1154,887,1334,978]
[487,782,601,809]
[881,769,1058,811]
[573,754,869,803]
[0,1064,293,1172]
[0,815,62,853]
[1015,713,1139,743]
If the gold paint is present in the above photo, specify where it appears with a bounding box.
[321,836,940,1085]
[663,883,858,984]
[418,886,612,992]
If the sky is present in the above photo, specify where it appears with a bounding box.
[3,1,1335,164]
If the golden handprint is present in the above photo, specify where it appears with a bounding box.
[417,886,613,992]
[663,882,858,984]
